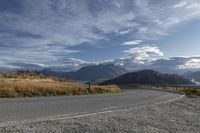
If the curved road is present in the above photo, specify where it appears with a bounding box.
[0,89,183,125]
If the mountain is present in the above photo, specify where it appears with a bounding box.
[111,57,200,74]
[41,64,128,81]
[41,68,67,78]
[65,64,128,81]
[0,67,15,72]
[101,70,194,85]
[183,71,200,84]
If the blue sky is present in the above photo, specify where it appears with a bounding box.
[157,20,200,58]
[0,0,200,71]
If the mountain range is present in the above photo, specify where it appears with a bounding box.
[2,63,195,85]
[2,57,200,75]
[41,64,127,81]
[101,70,194,85]
[183,71,200,84]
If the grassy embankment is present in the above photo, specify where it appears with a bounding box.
[123,84,200,96]
[155,85,200,96]
[0,71,120,98]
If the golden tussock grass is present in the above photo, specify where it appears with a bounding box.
[0,78,120,98]
[0,72,120,98]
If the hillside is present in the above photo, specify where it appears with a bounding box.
[0,71,48,79]
[41,69,67,78]
[41,64,127,81]
[183,71,200,83]
[0,70,70,82]
[101,70,194,85]
[0,71,120,98]
[65,64,127,81]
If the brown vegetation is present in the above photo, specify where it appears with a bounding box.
[156,86,200,96]
[0,71,120,98]
[124,84,200,96]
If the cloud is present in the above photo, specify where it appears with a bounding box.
[122,40,142,45]
[9,62,47,71]
[111,56,200,74]
[123,46,164,64]
[1,0,200,69]
[3,55,200,74]
[186,2,200,9]
[174,2,187,8]
[4,58,96,72]
[178,58,200,69]
[53,58,96,71]
[0,0,137,67]
[1,0,200,45]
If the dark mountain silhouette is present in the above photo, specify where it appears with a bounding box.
[101,70,194,85]
[41,64,127,81]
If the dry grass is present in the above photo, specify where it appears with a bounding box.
[123,84,200,96]
[155,86,200,96]
[0,72,120,98]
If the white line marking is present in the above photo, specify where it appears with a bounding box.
[0,94,185,128]
[49,110,113,121]
[45,94,185,122]
[155,94,185,105]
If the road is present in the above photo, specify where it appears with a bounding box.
[0,89,182,125]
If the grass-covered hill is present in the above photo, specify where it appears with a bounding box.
[0,71,68,81]
[0,71,120,98]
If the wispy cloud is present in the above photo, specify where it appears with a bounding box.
[174,2,187,8]
[1,0,200,69]
[122,40,142,46]
[186,2,200,9]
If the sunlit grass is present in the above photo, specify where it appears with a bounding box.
[0,72,120,98]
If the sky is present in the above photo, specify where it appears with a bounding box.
[0,0,200,72]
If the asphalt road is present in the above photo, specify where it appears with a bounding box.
[0,89,182,125]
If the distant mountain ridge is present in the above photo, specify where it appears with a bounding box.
[2,57,200,75]
[41,68,67,77]
[65,64,128,81]
[41,64,128,81]
[183,71,200,84]
[101,70,194,85]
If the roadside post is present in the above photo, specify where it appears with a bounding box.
[89,81,91,90]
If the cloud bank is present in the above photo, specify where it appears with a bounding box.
[123,46,164,64]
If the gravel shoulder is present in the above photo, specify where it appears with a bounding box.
[1,95,200,133]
